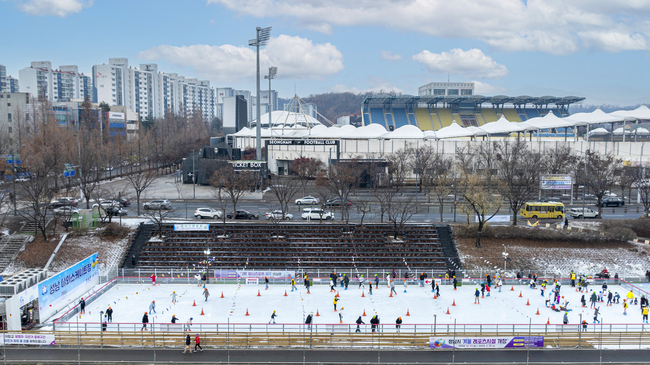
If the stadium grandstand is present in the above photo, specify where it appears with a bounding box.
[361,94,585,136]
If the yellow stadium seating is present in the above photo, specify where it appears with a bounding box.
[481,108,498,123]
[414,108,434,131]
[503,109,522,123]
[437,108,453,128]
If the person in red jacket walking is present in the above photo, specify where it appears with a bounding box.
[151,273,156,285]
[194,333,203,352]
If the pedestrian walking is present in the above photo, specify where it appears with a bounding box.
[182,334,192,354]
[141,312,149,331]
[194,333,203,352]
[79,297,86,314]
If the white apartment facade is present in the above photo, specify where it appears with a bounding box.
[19,61,91,102]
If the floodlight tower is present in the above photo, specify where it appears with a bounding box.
[265,66,277,130]
[249,27,272,161]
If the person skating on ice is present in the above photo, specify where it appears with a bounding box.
[106,306,113,322]
[79,297,86,314]
[396,316,402,332]
[141,312,149,331]
[149,300,156,314]
[403,279,408,293]
[329,279,335,292]
[171,291,178,304]
[171,314,178,324]
[269,310,277,324]
[390,280,397,295]
[374,274,379,289]
[290,277,296,292]
[305,312,313,330]
[338,307,345,323]
[355,316,364,332]
[203,287,210,301]
[343,274,350,290]
[333,296,340,311]
[265,276,269,290]
[474,288,480,304]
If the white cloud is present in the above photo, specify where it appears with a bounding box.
[138,35,344,83]
[380,51,402,62]
[9,0,92,16]
[578,30,649,52]
[207,0,650,54]
[471,81,508,95]
[332,76,403,94]
[412,48,509,79]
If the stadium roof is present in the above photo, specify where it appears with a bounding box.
[362,94,585,107]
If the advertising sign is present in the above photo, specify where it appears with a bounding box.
[267,140,338,146]
[475,215,511,223]
[108,112,125,120]
[214,270,295,279]
[38,253,99,320]
[246,278,259,285]
[429,336,544,349]
[0,333,55,346]
[540,174,572,190]
[173,224,210,231]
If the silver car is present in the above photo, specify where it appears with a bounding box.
[143,200,172,210]
[194,208,223,219]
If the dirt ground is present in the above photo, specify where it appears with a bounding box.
[14,234,59,268]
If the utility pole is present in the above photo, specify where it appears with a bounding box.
[249,27,272,161]
[192,149,196,200]
[265,67,277,129]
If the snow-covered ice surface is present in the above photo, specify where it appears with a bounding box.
[50,280,650,333]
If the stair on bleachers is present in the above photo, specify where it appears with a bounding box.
[434,224,462,274]
[121,223,154,268]
[0,235,30,272]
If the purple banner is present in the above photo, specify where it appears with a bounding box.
[430,336,544,349]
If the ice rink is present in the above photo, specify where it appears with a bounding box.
[51,278,650,332]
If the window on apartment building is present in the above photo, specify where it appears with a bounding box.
[6,95,9,98]
[8,126,11,134]
[7,103,10,107]
[7,113,11,122]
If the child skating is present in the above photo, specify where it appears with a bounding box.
[170,291,178,304]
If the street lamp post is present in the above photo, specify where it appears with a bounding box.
[191,149,196,200]
[203,248,211,277]
[249,26,272,162]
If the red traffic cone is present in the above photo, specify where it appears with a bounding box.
[446,307,450,315]
[316,309,320,317]
[406,308,410,316]
[284,290,288,297]
[519,291,523,298]
[362,309,366,316]
[220,292,224,298]
[546,317,550,325]
[536,307,540,315]
[361,291,365,297]
[245,308,249,316]
[192,300,196,307]
[511,285,514,291]
[389,291,393,298]
[200,308,205,316]
[526,299,530,306]
[452,299,456,306]
[257,290,261,297]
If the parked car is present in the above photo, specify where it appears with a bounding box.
[540,197,563,203]
[295,196,320,205]
[53,206,79,215]
[143,200,172,210]
[265,210,294,220]
[116,198,130,207]
[569,207,599,219]
[601,197,624,207]
[325,197,352,206]
[301,208,334,220]
[92,200,120,209]
[50,198,78,208]
[226,210,259,220]
[106,207,128,216]
[194,208,223,219]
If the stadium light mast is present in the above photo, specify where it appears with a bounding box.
[249,27,272,161]
[265,66,277,131]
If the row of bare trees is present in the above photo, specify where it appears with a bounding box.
[12,96,210,239]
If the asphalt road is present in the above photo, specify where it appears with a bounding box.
[4,347,650,364]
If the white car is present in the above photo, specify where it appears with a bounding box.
[295,196,320,205]
[53,206,79,215]
[265,210,294,220]
[194,208,223,219]
[569,207,599,219]
[301,208,334,220]
[92,200,121,209]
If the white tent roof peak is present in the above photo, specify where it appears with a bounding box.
[434,120,476,139]
[478,115,527,134]
[571,108,621,125]
[610,104,650,121]
[383,125,425,139]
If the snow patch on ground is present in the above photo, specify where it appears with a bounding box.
[49,232,131,275]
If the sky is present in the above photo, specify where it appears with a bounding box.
[1,0,649,106]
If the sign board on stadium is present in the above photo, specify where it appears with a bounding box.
[267,140,338,146]
[429,336,544,349]
[173,224,210,231]
[214,270,295,279]
[540,174,572,190]
[229,161,266,170]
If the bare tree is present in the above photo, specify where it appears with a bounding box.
[328,160,364,224]
[125,169,159,216]
[209,171,230,236]
[290,157,323,197]
[144,208,173,238]
[211,164,255,218]
[355,197,372,226]
[460,173,502,248]
[387,195,415,239]
[495,141,542,225]
[542,144,579,175]
[635,168,650,217]
[585,150,623,218]
[619,166,637,204]
[266,175,301,218]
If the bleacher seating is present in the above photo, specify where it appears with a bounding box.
[430,112,441,129]
[363,113,370,125]
[414,108,433,130]
[474,113,486,125]
[385,113,395,129]
[437,108,454,127]
[370,108,386,127]
[525,108,540,120]
[502,109,522,123]
[130,223,450,270]
[452,113,462,125]
[392,108,409,128]
[481,109,498,123]
[459,114,479,127]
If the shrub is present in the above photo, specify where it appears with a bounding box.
[604,227,637,242]
[602,219,650,238]
[101,223,130,238]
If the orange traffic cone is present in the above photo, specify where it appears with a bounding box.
[519,291,523,298]
[284,290,288,297]
[526,298,530,306]
[316,309,320,317]
[200,308,205,316]
[257,290,261,297]
[245,308,249,316]
[434,294,437,299]
[446,307,450,315]
[481,294,484,298]
[220,292,224,298]
[362,291,365,297]
[192,300,196,307]
[452,299,456,306]
[546,317,550,325]
[406,308,410,316]
[362,309,366,316]
[336,291,340,298]
[340,320,343,324]
[536,307,540,315]
[389,291,393,297]
[511,286,514,291]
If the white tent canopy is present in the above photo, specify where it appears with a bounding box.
[345,124,387,139]
[521,112,581,130]
[570,108,622,125]
[423,130,438,139]
[382,125,425,139]
[478,116,527,135]
[312,125,356,138]
[232,127,252,137]
[610,104,650,121]
[587,127,610,137]
[434,120,476,139]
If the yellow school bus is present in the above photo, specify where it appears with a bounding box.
[520,202,565,219]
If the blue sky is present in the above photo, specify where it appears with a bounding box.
[1,0,649,106]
